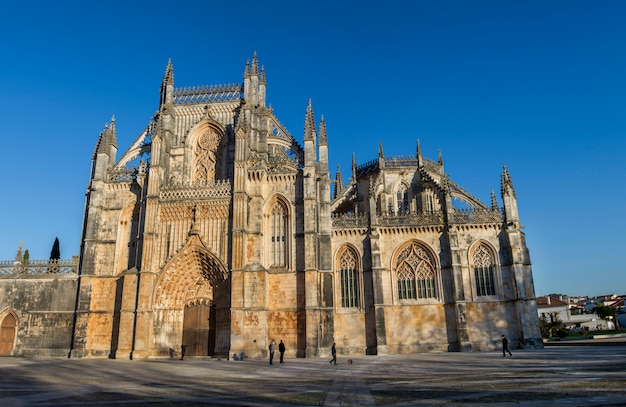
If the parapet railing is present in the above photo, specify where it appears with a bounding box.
[174,84,243,105]
[0,257,79,276]
[377,211,444,227]
[332,213,369,229]
[160,179,232,200]
[453,208,503,223]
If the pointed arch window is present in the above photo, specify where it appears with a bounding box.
[270,201,288,267]
[338,247,360,308]
[396,184,409,214]
[473,244,496,296]
[424,188,436,213]
[396,243,437,300]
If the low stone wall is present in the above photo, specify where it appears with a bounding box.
[0,274,78,357]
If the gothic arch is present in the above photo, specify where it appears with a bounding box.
[468,240,501,298]
[152,234,230,356]
[0,309,17,356]
[391,240,441,302]
[154,233,229,310]
[334,244,362,310]
[185,120,227,185]
[264,194,292,270]
[393,180,411,214]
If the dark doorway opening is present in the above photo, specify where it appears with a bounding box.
[182,302,216,356]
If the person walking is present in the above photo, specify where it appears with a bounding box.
[278,340,286,363]
[269,339,276,365]
[501,335,512,357]
[329,342,337,365]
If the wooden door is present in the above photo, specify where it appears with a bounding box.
[0,314,16,355]
[182,303,210,356]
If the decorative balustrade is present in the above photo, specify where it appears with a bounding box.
[453,208,503,223]
[332,213,369,229]
[384,156,418,168]
[174,84,243,105]
[356,155,439,175]
[377,211,444,227]
[0,257,79,276]
[160,179,232,200]
[107,166,143,182]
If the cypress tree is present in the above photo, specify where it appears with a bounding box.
[50,237,60,260]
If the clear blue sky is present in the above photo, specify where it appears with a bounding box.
[1,1,624,298]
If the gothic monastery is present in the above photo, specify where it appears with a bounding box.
[0,54,542,359]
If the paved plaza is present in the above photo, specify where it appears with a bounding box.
[1,345,626,406]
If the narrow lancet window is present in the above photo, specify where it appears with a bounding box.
[270,202,287,267]
[473,244,496,296]
[397,185,409,214]
[338,247,359,308]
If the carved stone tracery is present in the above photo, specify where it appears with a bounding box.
[473,244,494,267]
[193,128,222,184]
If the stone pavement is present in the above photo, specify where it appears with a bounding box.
[1,345,626,406]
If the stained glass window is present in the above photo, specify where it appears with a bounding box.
[396,243,436,300]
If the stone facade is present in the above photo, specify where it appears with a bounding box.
[0,54,542,359]
[0,254,78,356]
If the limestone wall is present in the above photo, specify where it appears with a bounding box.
[0,275,77,357]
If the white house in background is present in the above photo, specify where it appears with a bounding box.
[537,296,608,331]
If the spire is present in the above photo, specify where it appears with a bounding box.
[501,164,519,224]
[94,116,117,156]
[260,65,266,84]
[163,59,174,85]
[491,190,498,210]
[251,52,259,75]
[160,59,174,107]
[243,52,265,106]
[416,139,423,167]
[501,164,516,198]
[318,115,329,171]
[303,99,317,166]
[319,115,327,146]
[351,153,357,182]
[244,58,251,77]
[92,116,118,176]
[304,99,315,141]
[109,115,117,144]
[378,141,384,158]
[437,149,444,174]
[334,165,344,199]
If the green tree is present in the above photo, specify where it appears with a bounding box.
[50,237,60,260]
[539,312,564,339]
[593,303,620,331]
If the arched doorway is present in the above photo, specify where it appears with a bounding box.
[152,234,230,358]
[0,313,16,355]
[182,301,217,356]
